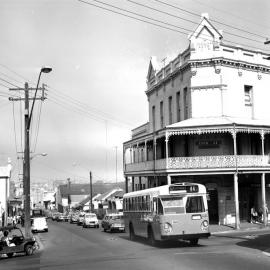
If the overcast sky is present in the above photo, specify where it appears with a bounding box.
[0,0,270,185]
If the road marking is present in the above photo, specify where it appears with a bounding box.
[174,251,226,255]
[262,251,270,257]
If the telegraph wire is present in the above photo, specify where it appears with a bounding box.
[190,0,270,32]
[127,0,264,44]
[32,100,43,153]
[78,0,270,52]
[77,0,189,35]
[153,0,268,39]
[47,86,134,128]
[0,71,24,85]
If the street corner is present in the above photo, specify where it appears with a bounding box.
[262,249,270,257]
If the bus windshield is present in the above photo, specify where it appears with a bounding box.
[161,197,185,214]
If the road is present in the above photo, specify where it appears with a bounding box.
[1,220,270,270]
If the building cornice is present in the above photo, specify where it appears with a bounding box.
[146,56,270,95]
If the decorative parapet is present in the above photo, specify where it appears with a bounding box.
[168,155,269,170]
[124,155,270,173]
[125,160,154,173]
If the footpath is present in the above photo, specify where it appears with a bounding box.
[210,222,270,257]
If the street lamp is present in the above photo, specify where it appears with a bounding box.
[30,153,47,160]
[28,67,52,129]
[24,67,52,238]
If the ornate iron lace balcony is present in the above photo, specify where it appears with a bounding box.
[124,155,270,173]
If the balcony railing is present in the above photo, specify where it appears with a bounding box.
[124,155,270,173]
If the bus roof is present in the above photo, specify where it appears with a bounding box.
[123,183,207,198]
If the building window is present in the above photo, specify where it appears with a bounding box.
[168,96,173,124]
[160,101,164,128]
[176,91,181,122]
[183,87,188,119]
[244,85,253,106]
[152,106,156,131]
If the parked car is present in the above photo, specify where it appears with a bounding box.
[56,214,64,222]
[31,217,48,233]
[0,226,36,258]
[52,212,59,221]
[63,214,69,222]
[70,213,79,224]
[82,213,99,228]
[77,213,85,226]
[101,213,125,232]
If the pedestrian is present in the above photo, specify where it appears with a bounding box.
[250,206,258,223]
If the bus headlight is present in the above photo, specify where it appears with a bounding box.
[201,220,209,231]
[164,222,172,233]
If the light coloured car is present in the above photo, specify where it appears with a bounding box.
[82,213,99,228]
[31,217,48,233]
[101,213,125,232]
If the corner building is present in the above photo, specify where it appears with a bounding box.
[123,14,270,227]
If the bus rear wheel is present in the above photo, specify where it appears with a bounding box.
[129,224,135,241]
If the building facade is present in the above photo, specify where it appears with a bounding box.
[123,14,270,227]
[0,160,12,226]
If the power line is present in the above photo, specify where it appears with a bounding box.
[32,100,43,152]
[11,101,19,157]
[190,0,270,32]
[153,0,268,39]
[127,0,264,44]
[78,0,270,52]
[47,85,134,128]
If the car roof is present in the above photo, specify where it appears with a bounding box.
[0,226,19,231]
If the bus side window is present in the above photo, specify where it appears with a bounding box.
[153,197,157,214]
[157,198,163,215]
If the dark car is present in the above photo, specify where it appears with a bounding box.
[101,214,125,233]
[0,226,36,258]
[56,214,64,222]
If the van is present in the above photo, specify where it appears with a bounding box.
[31,217,48,233]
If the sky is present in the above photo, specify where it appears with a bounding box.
[0,0,270,185]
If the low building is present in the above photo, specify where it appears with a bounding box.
[0,160,12,226]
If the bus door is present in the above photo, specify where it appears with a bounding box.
[152,197,163,239]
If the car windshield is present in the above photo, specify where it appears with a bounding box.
[111,216,123,220]
[85,214,96,218]
[10,228,23,238]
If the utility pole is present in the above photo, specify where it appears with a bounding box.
[9,80,49,238]
[89,171,93,212]
[115,146,118,183]
[67,178,71,212]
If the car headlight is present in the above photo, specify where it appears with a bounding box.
[201,220,209,231]
[163,222,172,233]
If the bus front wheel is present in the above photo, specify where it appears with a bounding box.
[190,238,199,245]
[129,224,135,241]
[148,227,156,246]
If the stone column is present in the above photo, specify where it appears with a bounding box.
[125,177,129,193]
[165,132,169,170]
[132,177,135,192]
[232,128,240,229]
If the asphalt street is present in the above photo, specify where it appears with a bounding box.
[1,220,270,270]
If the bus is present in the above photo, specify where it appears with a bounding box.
[123,182,210,245]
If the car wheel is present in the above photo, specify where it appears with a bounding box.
[25,244,34,256]
[45,229,48,232]
[190,238,199,245]
[129,224,135,241]
[7,253,14,258]
[97,225,99,228]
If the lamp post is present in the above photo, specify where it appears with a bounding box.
[24,67,52,238]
